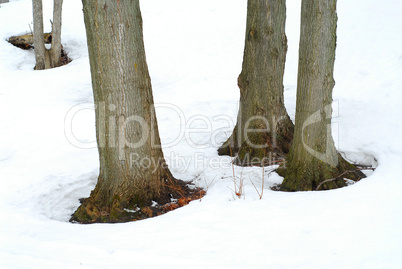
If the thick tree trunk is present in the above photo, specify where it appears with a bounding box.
[72,0,178,223]
[218,0,293,166]
[278,0,364,191]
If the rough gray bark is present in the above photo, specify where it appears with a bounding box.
[32,0,63,70]
[32,0,47,70]
[50,0,63,67]
[218,0,293,166]
[278,0,364,191]
[72,0,177,223]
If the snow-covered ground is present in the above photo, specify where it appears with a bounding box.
[1,0,401,268]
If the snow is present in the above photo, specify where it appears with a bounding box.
[0,0,401,268]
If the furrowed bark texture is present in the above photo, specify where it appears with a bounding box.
[218,0,293,166]
[279,0,364,191]
[72,0,174,223]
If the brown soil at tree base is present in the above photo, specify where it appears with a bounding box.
[69,179,205,224]
[8,34,72,67]
[59,48,72,66]
[276,156,367,192]
[218,130,292,167]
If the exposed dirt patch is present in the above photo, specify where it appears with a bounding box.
[70,179,206,224]
[59,47,72,66]
[8,33,72,67]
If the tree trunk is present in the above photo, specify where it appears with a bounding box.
[49,0,63,68]
[32,0,63,70]
[278,0,364,191]
[218,0,294,166]
[32,0,49,70]
[72,0,178,223]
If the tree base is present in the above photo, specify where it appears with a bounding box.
[277,154,366,191]
[217,126,239,157]
[217,138,238,157]
[8,33,72,68]
[219,130,291,167]
[233,141,285,167]
[70,179,205,224]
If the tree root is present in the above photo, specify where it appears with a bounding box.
[315,166,375,190]
[70,179,205,224]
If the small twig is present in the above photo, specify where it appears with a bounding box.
[227,138,237,191]
[355,164,376,169]
[250,169,274,199]
[162,175,185,199]
[203,175,216,192]
[340,151,378,169]
[227,135,244,198]
[316,167,376,191]
[250,178,261,198]
[261,164,265,199]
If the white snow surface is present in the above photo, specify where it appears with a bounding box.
[1,0,402,268]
